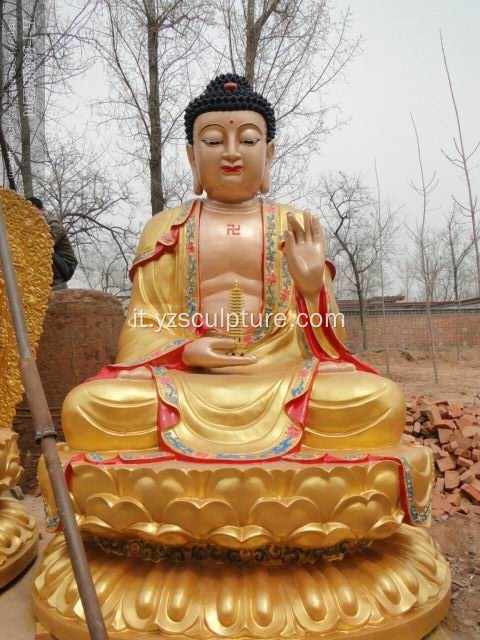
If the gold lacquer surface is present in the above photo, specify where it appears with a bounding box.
[61,201,406,455]
[0,428,21,491]
[39,443,433,547]
[0,189,52,429]
[32,93,449,639]
[0,191,49,588]
[33,524,450,640]
[0,496,38,588]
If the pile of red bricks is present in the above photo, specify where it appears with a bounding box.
[405,397,480,518]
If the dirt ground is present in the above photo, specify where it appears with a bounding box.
[1,348,479,639]
[365,347,480,407]
[428,516,480,639]
[372,347,480,639]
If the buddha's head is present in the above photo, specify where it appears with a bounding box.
[185,74,275,203]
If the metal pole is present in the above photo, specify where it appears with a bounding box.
[0,203,108,640]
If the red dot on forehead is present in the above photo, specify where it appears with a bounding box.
[229,119,234,124]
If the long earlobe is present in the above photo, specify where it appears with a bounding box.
[260,169,270,194]
[187,144,203,195]
[261,142,275,193]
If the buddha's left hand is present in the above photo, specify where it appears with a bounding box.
[285,211,325,299]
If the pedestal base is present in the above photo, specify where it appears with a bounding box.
[0,496,37,589]
[33,524,450,640]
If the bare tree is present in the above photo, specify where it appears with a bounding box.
[318,172,395,356]
[408,114,439,383]
[1,0,94,193]
[395,252,416,301]
[15,0,33,194]
[212,0,360,200]
[415,230,448,302]
[440,32,480,296]
[442,204,473,303]
[92,0,205,215]
[76,237,135,297]
[440,204,474,360]
[35,133,135,292]
[374,160,390,375]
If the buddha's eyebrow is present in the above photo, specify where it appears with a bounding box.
[240,123,263,133]
[199,124,225,134]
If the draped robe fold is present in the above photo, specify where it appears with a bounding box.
[63,200,405,458]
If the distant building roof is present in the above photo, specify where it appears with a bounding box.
[337,295,480,312]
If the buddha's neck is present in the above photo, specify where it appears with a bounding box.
[203,197,260,215]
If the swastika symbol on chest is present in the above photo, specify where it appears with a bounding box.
[226,224,241,236]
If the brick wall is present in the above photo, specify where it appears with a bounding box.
[343,311,480,352]
[13,289,125,492]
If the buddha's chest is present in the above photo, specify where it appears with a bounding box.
[198,211,263,281]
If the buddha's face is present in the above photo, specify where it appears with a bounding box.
[187,111,274,203]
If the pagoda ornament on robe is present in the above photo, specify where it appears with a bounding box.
[34,74,450,639]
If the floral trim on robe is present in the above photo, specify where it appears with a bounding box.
[87,200,379,462]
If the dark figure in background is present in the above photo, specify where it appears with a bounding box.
[27,196,78,289]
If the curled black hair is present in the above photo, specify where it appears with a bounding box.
[184,74,276,144]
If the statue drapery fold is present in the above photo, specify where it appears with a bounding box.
[87,201,378,461]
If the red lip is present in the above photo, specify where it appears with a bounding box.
[222,166,243,174]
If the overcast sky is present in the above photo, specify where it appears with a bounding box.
[58,0,480,234]
[319,1,480,228]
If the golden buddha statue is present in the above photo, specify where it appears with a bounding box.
[35,75,450,640]
[60,75,404,457]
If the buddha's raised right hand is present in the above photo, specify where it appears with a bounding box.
[182,337,256,368]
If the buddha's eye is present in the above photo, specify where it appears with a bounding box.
[201,138,222,146]
[241,138,260,145]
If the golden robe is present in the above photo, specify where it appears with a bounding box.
[63,200,405,458]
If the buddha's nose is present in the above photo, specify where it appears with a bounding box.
[223,138,241,162]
